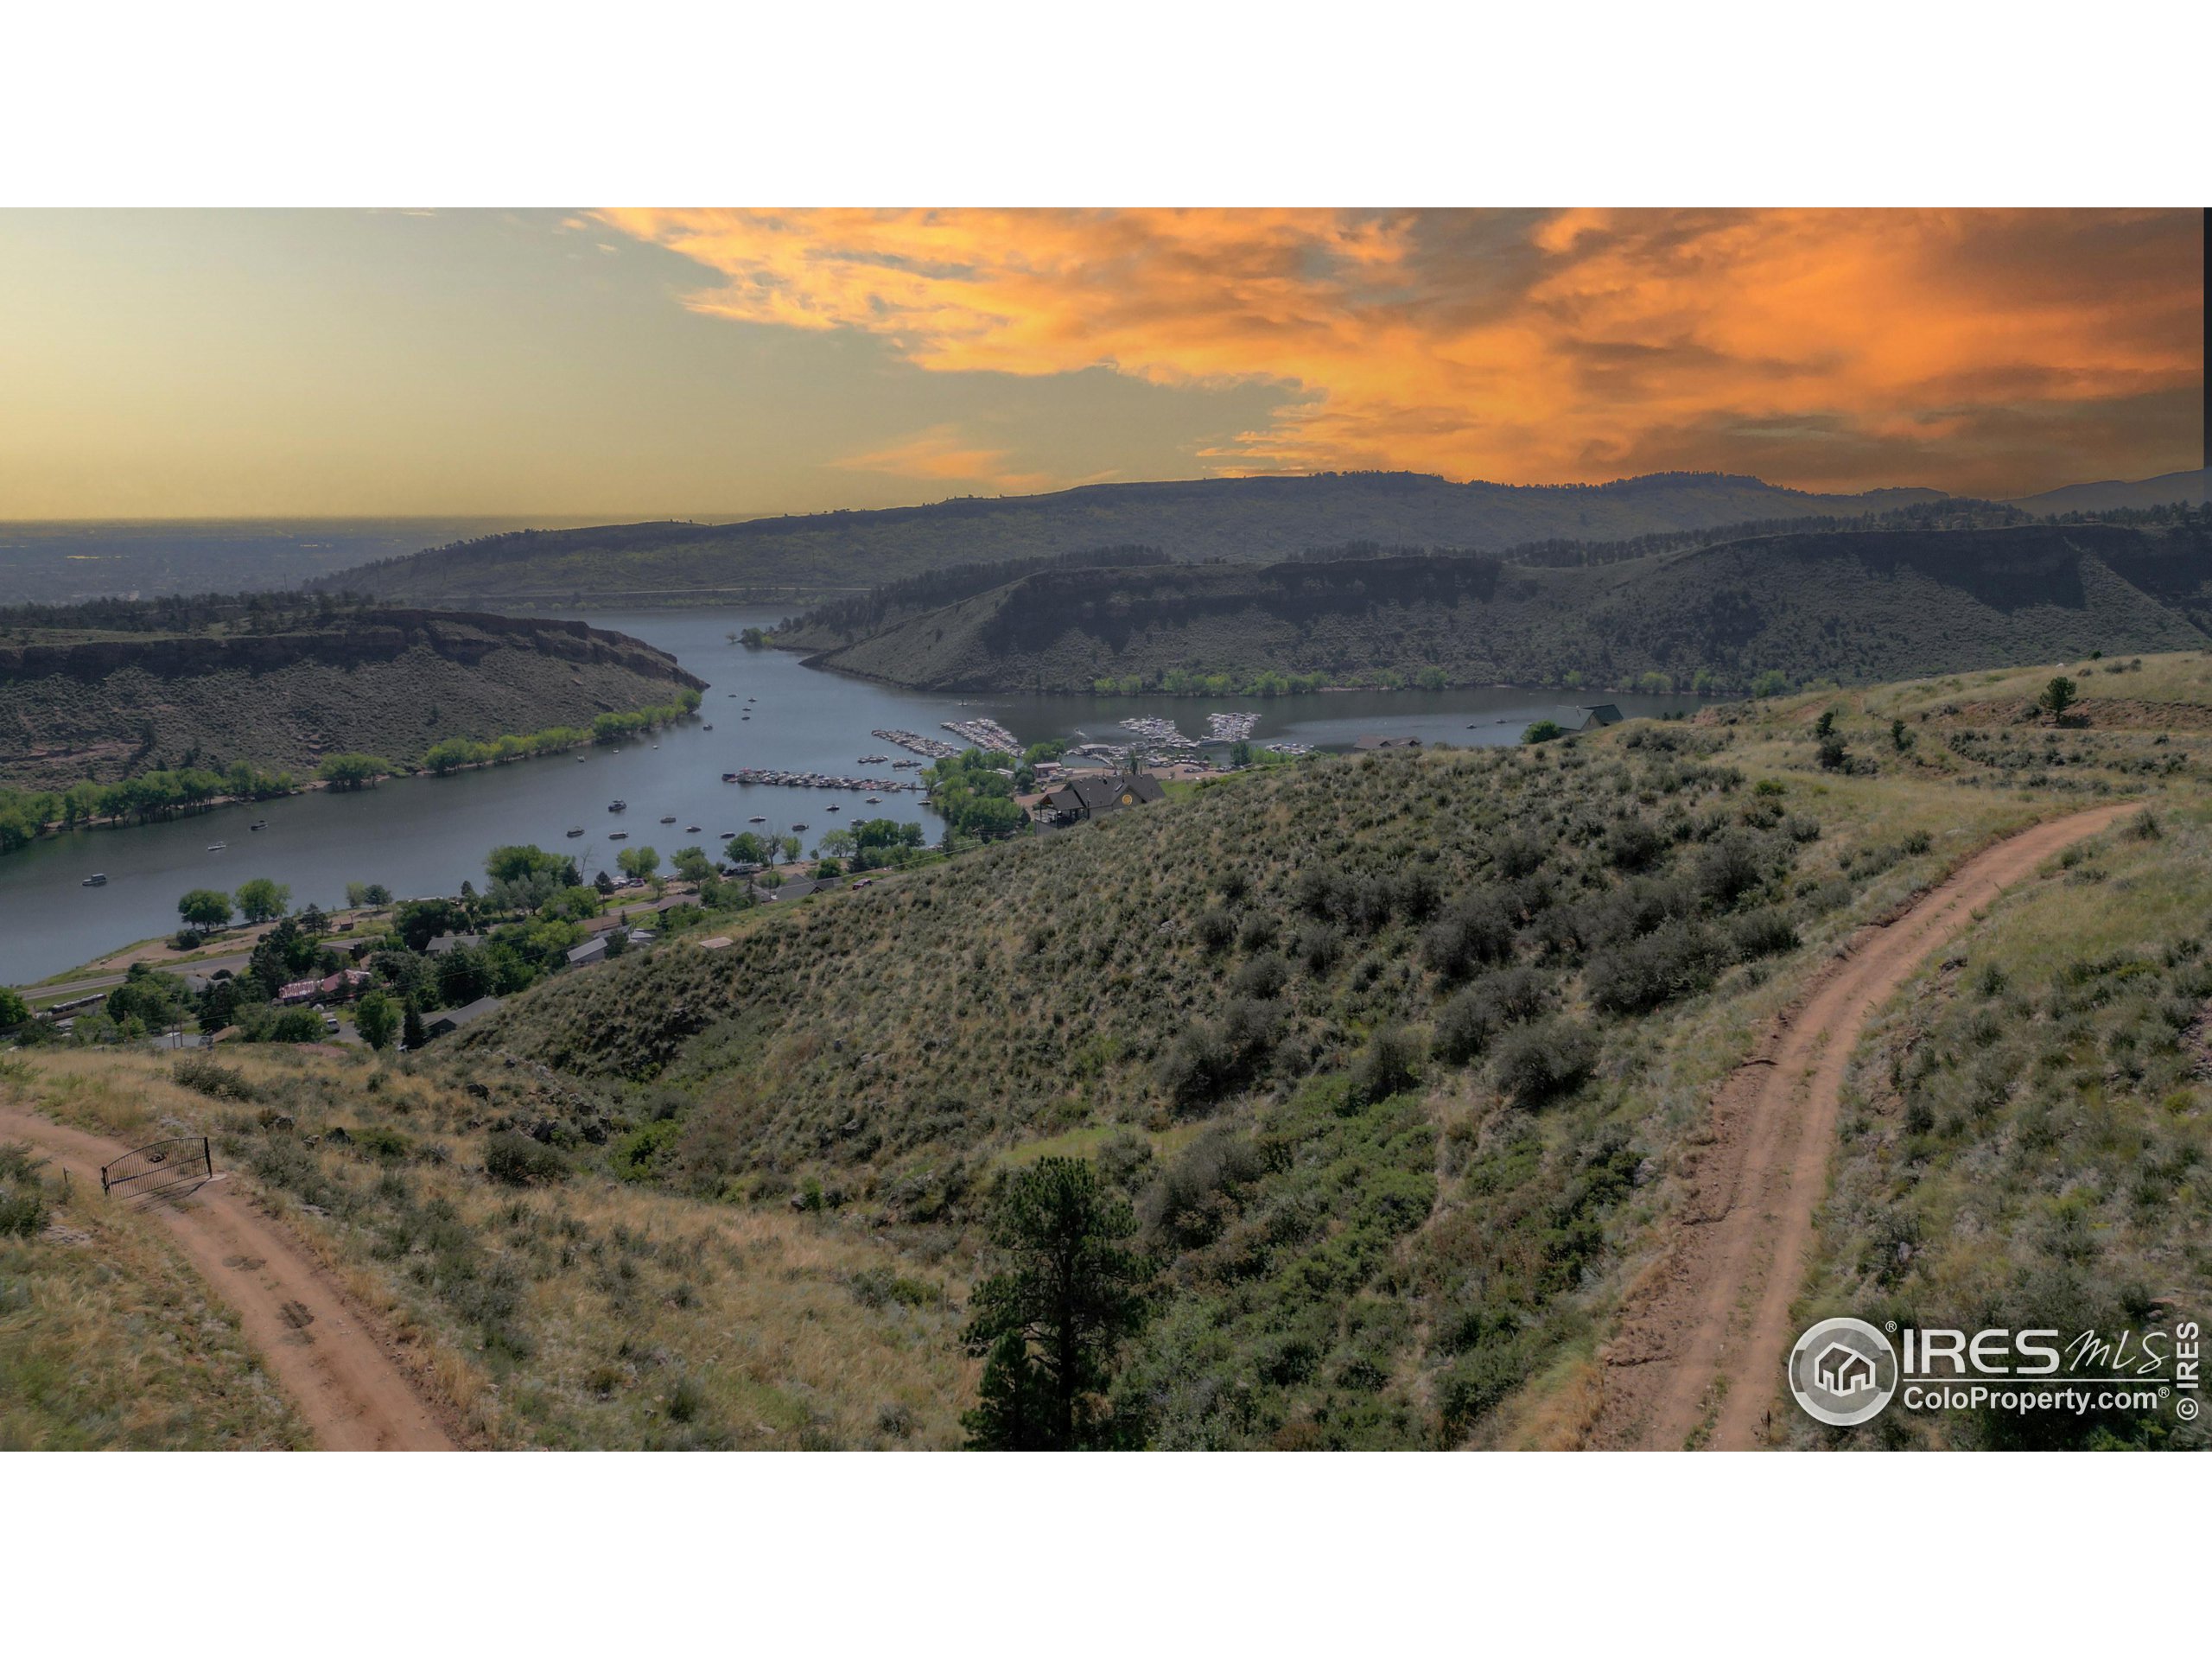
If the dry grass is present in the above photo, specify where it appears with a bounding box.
[0,1141,308,1450]
[6,1046,979,1450]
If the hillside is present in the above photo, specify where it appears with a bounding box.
[316,472,1943,609]
[2007,467,2210,516]
[0,603,705,791]
[5,650,2209,1448]
[800,520,2212,695]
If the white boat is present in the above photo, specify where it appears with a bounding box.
[207,842,226,851]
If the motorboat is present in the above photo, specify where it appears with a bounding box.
[791,823,807,831]
[686,825,702,833]
[566,827,585,838]
[825,804,841,812]
[609,831,630,841]
[249,820,268,831]
[81,873,107,887]
[608,800,627,812]
[660,815,677,823]
[207,842,226,851]
[866,796,880,804]
[748,816,766,823]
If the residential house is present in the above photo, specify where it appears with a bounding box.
[566,936,608,967]
[423,931,484,957]
[424,995,502,1039]
[1037,772,1166,825]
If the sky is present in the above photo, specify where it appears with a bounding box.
[0,208,2200,519]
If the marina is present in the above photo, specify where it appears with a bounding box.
[2,604,1707,984]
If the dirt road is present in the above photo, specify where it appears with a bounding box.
[1594,801,2137,1451]
[0,1104,457,1451]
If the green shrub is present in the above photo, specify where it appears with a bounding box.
[173,1053,257,1102]
[1495,1020,1598,1108]
[1350,1027,1424,1105]
[484,1131,569,1185]
[0,1142,48,1238]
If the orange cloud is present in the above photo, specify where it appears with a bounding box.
[832,424,1058,494]
[599,208,2202,497]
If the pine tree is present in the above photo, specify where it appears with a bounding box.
[402,1001,427,1051]
[961,1157,1149,1450]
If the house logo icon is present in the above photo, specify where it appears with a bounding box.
[1788,1318,1899,1427]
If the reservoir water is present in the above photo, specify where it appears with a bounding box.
[1,606,1704,983]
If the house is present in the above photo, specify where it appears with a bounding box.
[425,995,502,1039]
[1814,1342,1878,1396]
[423,931,483,957]
[566,936,608,967]
[319,969,372,1001]
[625,927,656,946]
[1353,735,1422,751]
[276,976,323,1005]
[1037,772,1165,824]
[1580,703,1625,727]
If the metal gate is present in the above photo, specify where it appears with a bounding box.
[99,1135,213,1204]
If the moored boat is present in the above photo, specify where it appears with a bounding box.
[81,873,107,887]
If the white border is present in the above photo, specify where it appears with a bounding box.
[2,2,2206,206]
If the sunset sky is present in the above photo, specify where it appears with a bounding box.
[0,208,2200,519]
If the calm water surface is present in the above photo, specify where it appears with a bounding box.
[0,606,1704,982]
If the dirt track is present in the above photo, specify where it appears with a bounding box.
[0,1104,456,1451]
[1593,801,2137,1451]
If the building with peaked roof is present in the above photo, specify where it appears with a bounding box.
[566,936,608,967]
[425,995,502,1039]
[423,931,484,957]
[1037,772,1165,824]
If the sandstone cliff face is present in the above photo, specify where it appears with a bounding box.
[0,611,706,790]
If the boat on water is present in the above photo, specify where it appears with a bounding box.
[826,804,841,812]
[703,724,713,731]
[741,715,750,720]
[81,873,107,887]
[249,820,267,831]
[791,823,808,831]
[748,816,766,823]
[608,800,627,812]
[686,825,701,833]
[866,796,880,804]
[207,842,226,851]
[576,755,587,763]
[609,831,630,841]
[660,815,677,823]
[565,828,585,838]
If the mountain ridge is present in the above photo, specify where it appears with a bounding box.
[316,471,1950,609]
[799,521,2212,696]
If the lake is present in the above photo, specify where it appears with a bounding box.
[0,606,1706,983]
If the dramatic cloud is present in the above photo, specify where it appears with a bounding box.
[599,207,2202,497]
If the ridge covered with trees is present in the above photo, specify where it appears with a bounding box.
[794,517,2212,696]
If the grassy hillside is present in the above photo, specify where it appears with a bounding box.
[7,651,2208,1449]
[0,598,705,792]
[0,1124,308,1449]
[802,520,2212,696]
[319,471,1941,609]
